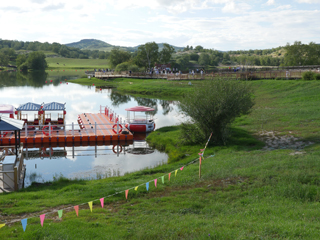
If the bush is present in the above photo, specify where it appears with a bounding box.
[315,73,320,80]
[179,78,254,144]
[128,64,139,72]
[115,62,130,72]
[302,71,315,80]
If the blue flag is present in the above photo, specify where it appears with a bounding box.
[21,218,27,232]
[146,182,149,191]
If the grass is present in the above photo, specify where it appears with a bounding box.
[46,57,110,69]
[1,79,320,239]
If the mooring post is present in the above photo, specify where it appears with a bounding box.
[25,123,27,137]
[117,118,119,134]
[95,122,97,135]
[49,122,51,137]
[72,122,74,136]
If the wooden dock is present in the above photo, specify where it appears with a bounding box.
[0,112,133,146]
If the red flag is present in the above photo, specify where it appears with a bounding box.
[74,206,79,216]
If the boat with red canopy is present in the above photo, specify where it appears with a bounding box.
[125,106,155,133]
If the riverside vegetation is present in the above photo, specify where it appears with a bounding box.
[1,77,320,239]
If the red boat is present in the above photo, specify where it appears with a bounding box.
[124,106,155,133]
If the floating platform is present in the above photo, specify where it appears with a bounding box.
[0,113,133,146]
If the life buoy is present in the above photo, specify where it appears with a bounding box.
[1,132,8,137]
[112,124,123,134]
[42,126,53,136]
[112,145,122,154]
[41,147,53,157]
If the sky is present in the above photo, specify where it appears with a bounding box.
[1,0,320,51]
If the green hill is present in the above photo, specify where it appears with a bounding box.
[65,39,184,53]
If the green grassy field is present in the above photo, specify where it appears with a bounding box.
[1,79,320,239]
[46,57,110,69]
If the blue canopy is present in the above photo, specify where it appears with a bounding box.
[16,102,41,111]
[42,102,65,111]
[0,116,24,131]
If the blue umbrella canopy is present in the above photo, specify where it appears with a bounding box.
[0,116,25,131]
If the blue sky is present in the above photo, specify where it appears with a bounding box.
[0,0,319,50]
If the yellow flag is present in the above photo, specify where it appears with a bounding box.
[134,186,138,191]
[88,201,93,212]
[175,170,178,177]
[0,224,5,229]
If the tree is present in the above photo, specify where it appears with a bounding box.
[0,52,9,66]
[179,78,254,144]
[16,54,27,67]
[135,42,159,70]
[176,54,190,70]
[195,45,204,52]
[158,43,175,64]
[198,53,210,67]
[189,53,199,61]
[110,48,131,68]
[27,51,47,70]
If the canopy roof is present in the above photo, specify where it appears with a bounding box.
[42,102,65,111]
[125,106,155,112]
[0,116,25,131]
[16,102,41,111]
[0,104,14,114]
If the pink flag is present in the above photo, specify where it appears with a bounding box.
[100,198,104,208]
[74,205,79,216]
[169,173,171,181]
[180,167,184,171]
[125,189,129,199]
[40,214,45,227]
[198,152,203,156]
[200,149,204,152]
[154,179,157,187]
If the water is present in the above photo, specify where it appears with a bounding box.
[0,71,184,187]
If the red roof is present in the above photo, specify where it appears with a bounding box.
[125,106,155,112]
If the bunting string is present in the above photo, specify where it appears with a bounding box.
[1,133,214,231]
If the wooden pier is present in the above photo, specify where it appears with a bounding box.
[0,111,133,146]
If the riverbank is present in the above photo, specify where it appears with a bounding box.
[1,79,320,238]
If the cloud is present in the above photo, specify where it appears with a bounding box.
[296,0,320,3]
[266,0,275,5]
[30,0,47,3]
[42,3,65,11]
[275,5,292,10]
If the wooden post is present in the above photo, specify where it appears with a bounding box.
[199,156,202,179]
[14,166,18,191]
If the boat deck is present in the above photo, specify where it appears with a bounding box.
[0,113,133,146]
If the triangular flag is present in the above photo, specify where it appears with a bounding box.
[175,170,178,177]
[134,186,138,191]
[154,179,157,187]
[88,201,93,212]
[40,214,45,227]
[200,149,204,152]
[169,173,171,181]
[180,166,184,171]
[74,205,79,216]
[21,218,27,232]
[125,189,129,199]
[199,156,202,165]
[100,198,104,208]
[161,176,164,184]
[0,224,5,229]
[198,152,203,156]
[146,182,149,191]
[58,210,63,218]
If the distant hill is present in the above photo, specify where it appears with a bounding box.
[65,39,184,52]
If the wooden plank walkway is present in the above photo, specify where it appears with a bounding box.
[0,113,133,146]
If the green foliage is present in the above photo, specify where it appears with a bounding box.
[27,51,48,70]
[302,71,315,80]
[0,51,9,66]
[109,47,131,68]
[284,41,320,66]
[315,73,320,80]
[176,54,190,70]
[158,43,175,64]
[180,78,255,144]
[16,54,27,67]
[115,62,129,72]
[189,53,199,61]
[135,42,159,69]
[198,53,210,66]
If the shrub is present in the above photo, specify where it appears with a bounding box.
[302,71,315,80]
[128,64,139,72]
[314,73,320,80]
[179,78,254,144]
[115,62,130,72]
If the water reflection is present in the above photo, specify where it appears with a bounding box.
[0,71,183,187]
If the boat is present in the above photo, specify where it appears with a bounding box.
[124,106,156,133]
